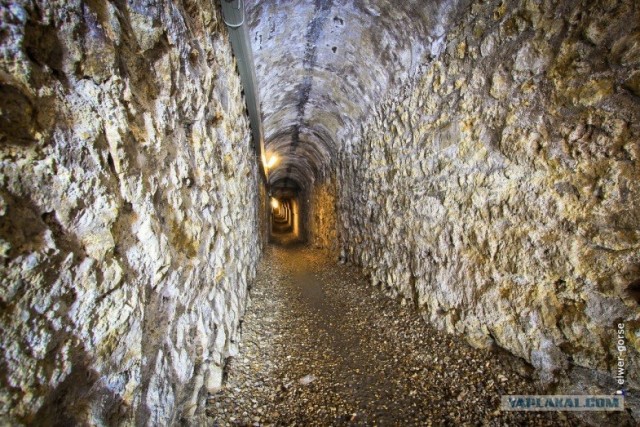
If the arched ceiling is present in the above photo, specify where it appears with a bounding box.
[246,0,463,190]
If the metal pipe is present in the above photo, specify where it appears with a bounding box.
[219,0,267,181]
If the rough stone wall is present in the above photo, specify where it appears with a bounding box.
[338,0,639,402]
[0,0,262,425]
[307,177,338,252]
[258,177,270,247]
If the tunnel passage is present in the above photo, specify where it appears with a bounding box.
[0,0,639,425]
[269,179,304,244]
[249,0,640,421]
[270,197,293,234]
[249,0,460,195]
[248,0,462,253]
[270,195,299,237]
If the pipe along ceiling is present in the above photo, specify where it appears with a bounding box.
[246,0,463,191]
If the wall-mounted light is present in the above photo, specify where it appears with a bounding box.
[270,197,279,209]
[265,154,278,169]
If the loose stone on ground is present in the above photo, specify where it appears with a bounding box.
[207,244,582,426]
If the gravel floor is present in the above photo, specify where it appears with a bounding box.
[206,242,582,426]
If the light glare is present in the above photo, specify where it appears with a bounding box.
[266,155,278,169]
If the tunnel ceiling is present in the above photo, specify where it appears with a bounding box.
[246,0,463,190]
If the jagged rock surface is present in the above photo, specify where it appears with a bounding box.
[0,0,262,424]
[307,176,338,251]
[337,0,640,416]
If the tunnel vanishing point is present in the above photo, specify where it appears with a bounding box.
[0,0,639,425]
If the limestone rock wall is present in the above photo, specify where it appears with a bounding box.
[0,0,263,425]
[338,0,640,400]
[307,177,338,252]
[258,177,270,247]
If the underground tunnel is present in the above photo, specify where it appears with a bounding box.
[0,0,639,425]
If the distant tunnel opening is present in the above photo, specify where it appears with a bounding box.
[267,175,338,250]
[270,196,299,237]
[269,179,304,244]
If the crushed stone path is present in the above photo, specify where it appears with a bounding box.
[206,243,579,426]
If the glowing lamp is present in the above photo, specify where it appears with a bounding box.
[265,154,278,169]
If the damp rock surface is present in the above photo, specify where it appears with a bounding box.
[208,244,588,426]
